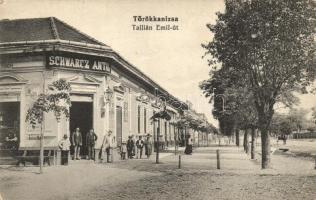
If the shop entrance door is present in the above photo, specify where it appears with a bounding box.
[70,101,93,157]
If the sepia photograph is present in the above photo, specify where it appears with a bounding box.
[0,0,315,199]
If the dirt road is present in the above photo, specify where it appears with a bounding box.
[0,146,315,200]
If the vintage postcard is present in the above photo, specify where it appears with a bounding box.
[0,0,315,199]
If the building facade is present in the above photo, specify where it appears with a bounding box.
[0,17,188,161]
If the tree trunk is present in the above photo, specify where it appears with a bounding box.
[198,132,200,147]
[243,129,249,153]
[207,134,209,146]
[251,127,256,159]
[257,107,273,169]
[218,135,221,146]
[40,122,44,174]
[156,120,160,164]
[235,129,240,147]
[260,128,271,169]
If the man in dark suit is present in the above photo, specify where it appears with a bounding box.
[127,135,135,159]
[86,128,98,160]
[72,127,82,160]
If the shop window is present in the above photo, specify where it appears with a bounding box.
[0,102,20,150]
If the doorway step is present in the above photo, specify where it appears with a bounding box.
[0,149,19,165]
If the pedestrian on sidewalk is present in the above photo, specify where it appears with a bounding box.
[120,141,127,160]
[86,128,98,160]
[136,136,144,159]
[101,130,115,163]
[59,134,71,165]
[184,134,193,155]
[132,135,137,157]
[144,134,152,158]
[72,127,82,160]
[283,134,287,145]
[127,136,135,159]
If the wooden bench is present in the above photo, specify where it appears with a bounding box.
[16,148,58,166]
[278,148,289,152]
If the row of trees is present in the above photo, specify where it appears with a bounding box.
[271,108,316,135]
[174,111,217,134]
[201,0,316,168]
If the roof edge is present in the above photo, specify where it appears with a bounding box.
[53,17,109,47]
[0,39,111,50]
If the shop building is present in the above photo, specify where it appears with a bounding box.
[0,17,188,162]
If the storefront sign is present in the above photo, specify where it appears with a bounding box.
[47,53,111,73]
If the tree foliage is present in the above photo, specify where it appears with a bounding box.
[26,79,71,128]
[201,0,315,168]
[203,0,315,125]
[174,112,217,134]
[312,107,316,123]
[270,108,315,135]
[200,63,258,135]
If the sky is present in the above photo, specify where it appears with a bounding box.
[0,0,315,125]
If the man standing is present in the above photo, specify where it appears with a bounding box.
[102,130,115,163]
[126,136,135,159]
[59,134,71,165]
[72,127,82,160]
[136,136,144,159]
[86,128,98,160]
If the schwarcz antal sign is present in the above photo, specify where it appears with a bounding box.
[47,53,111,73]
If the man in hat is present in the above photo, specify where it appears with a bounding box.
[101,130,115,163]
[127,135,135,159]
[136,136,144,159]
[86,128,98,160]
[72,127,82,160]
[59,134,71,165]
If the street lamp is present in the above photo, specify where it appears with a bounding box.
[101,86,113,118]
[154,87,161,164]
[104,86,113,103]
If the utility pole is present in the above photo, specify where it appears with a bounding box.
[156,119,160,164]
[155,88,160,164]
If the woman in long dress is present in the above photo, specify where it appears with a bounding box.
[144,134,152,158]
[184,135,193,155]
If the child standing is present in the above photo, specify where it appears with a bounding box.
[120,141,127,160]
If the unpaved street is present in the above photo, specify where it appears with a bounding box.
[0,146,315,200]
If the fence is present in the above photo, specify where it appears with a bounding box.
[292,132,316,139]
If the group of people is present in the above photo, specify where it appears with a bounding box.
[58,127,153,165]
[58,127,111,165]
[277,134,288,145]
[123,134,152,159]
